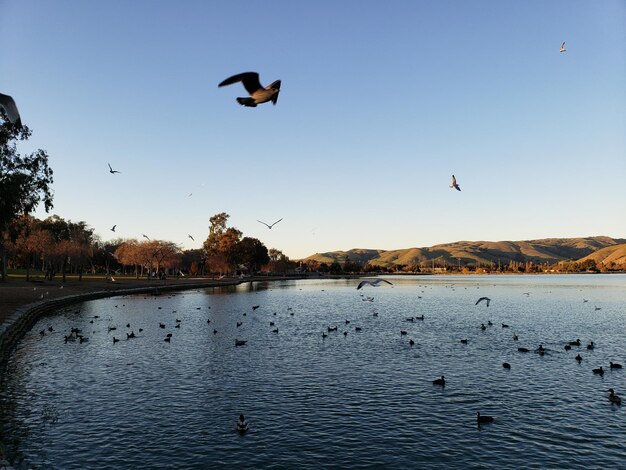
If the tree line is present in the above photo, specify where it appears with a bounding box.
[1,110,297,281]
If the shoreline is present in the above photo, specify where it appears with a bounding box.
[0,275,309,374]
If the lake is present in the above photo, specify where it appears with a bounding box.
[1,274,625,469]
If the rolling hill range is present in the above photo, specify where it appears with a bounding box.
[303,236,626,268]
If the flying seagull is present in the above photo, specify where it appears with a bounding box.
[0,93,22,127]
[188,234,195,241]
[357,279,393,290]
[257,218,283,229]
[142,234,150,240]
[108,163,121,174]
[560,42,566,53]
[475,297,491,307]
[450,175,461,191]
[218,72,281,107]
[110,225,116,232]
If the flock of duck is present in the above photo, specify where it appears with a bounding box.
[42,280,623,429]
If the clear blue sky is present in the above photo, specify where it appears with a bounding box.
[2,0,624,259]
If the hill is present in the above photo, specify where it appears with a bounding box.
[303,236,626,268]
[578,243,626,266]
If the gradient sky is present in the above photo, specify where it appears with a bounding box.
[1,0,625,259]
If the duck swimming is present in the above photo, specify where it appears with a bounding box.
[610,362,622,369]
[575,354,582,362]
[587,341,594,350]
[432,376,445,386]
[592,366,604,375]
[502,362,511,369]
[608,389,621,405]
[476,411,494,424]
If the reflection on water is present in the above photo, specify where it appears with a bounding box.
[1,275,625,469]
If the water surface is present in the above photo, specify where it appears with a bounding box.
[1,275,625,468]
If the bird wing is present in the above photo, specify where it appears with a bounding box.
[475,297,486,305]
[188,235,194,241]
[111,225,116,231]
[0,93,21,126]
[218,72,262,95]
[450,175,456,187]
[108,163,113,171]
[357,281,372,290]
[257,220,271,228]
[270,218,283,227]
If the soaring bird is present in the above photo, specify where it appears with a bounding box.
[142,234,150,240]
[560,42,566,53]
[110,225,116,232]
[188,234,195,241]
[450,175,461,191]
[257,218,283,229]
[0,93,22,127]
[356,279,393,290]
[108,163,121,174]
[218,72,281,107]
[475,297,491,307]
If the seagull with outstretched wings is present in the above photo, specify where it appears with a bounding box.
[257,218,283,229]
[219,72,281,107]
[188,234,195,241]
[475,297,491,307]
[110,225,116,232]
[108,163,121,174]
[357,279,393,290]
[560,42,566,53]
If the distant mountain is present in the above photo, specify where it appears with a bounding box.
[303,236,626,268]
[578,243,626,265]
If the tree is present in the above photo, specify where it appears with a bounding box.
[0,114,54,281]
[233,237,270,273]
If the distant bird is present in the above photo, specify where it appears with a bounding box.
[475,297,491,307]
[502,362,511,369]
[569,339,581,346]
[460,339,468,344]
[257,218,283,229]
[235,339,247,347]
[502,323,510,328]
[587,342,594,350]
[219,72,281,107]
[432,376,446,386]
[575,354,582,362]
[110,224,116,232]
[476,412,494,424]
[108,163,121,174]
[592,366,604,375]
[608,388,621,405]
[142,234,150,240]
[610,362,623,369]
[188,192,193,197]
[356,279,393,290]
[450,174,461,191]
[0,93,22,127]
[252,305,260,310]
[518,347,530,353]
[188,234,195,241]
[560,42,566,53]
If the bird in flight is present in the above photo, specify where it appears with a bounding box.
[188,234,195,241]
[110,225,116,232]
[560,42,566,53]
[357,279,393,290]
[257,218,283,229]
[475,297,491,307]
[142,234,150,240]
[0,93,22,127]
[450,175,461,191]
[219,72,281,107]
[108,163,121,174]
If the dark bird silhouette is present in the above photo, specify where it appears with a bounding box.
[475,297,491,307]
[219,72,281,107]
[575,354,582,362]
[108,163,121,174]
[450,174,461,191]
[0,93,22,127]
[476,412,494,424]
[188,234,195,241]
[592,366,604,375]
[608,388,621,405]
[257,218,283,229]
[433,376,446,386]
[252,305,260,310]
[235,339,247,346]
[357,279,393,290]
[560,42,566,53]
[503,362,511,369]
[142,234,150,240]
[610,362,623,369]
[110,225,116,232]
